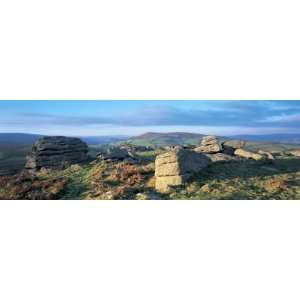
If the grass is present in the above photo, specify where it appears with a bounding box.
[167,158,300,200]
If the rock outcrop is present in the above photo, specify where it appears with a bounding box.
[25,136,89,171]
[234,148,265,161]
[194,135,222,154]
[155,148,209,192]
[222,140,246,155]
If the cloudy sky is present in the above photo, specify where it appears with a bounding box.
[0,100,300,136]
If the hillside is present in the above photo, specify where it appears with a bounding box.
[0,133,44,144]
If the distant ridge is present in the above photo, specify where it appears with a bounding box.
[134,132,205,139]
[2,132,300,147]
[230,133,300,144]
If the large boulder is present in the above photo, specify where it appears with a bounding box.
[222,140,246,155]
[155,148,209,192]
[25,136,88,171]
[194,135,222,154]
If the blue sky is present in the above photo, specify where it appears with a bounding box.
[0,100,300,136]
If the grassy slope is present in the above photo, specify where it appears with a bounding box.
[2,151,300,200]
[0,144,32,175]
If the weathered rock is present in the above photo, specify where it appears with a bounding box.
[258,150,275,160]
[155,148,209,192]
[194,135,222,154]
[25,136,88,171]
[234,148,265,161]
[204,153,241,163]
[222,140,246,155]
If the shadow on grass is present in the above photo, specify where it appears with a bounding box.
[190,158,300,183]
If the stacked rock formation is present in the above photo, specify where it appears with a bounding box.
[155,148,209,192]
[195,135,222,154]
[25,136,88,171]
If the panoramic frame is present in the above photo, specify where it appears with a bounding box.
[1,100,300,200]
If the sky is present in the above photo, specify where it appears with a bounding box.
[0,100,300,136]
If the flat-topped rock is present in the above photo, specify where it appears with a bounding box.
[25,136,88,171]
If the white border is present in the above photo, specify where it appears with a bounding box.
[1,1,300,299]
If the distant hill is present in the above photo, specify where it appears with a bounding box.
[125,132,205,147]
[0,133,127,146]
[230,134,300,145]
[0,133,44,145]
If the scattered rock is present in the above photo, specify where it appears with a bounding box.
[194,135,222,154]
[155,148,209,192]
[222,140,246,155]
[234,148,265,161]
[204,153,241,163]
[25,136,88,172]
